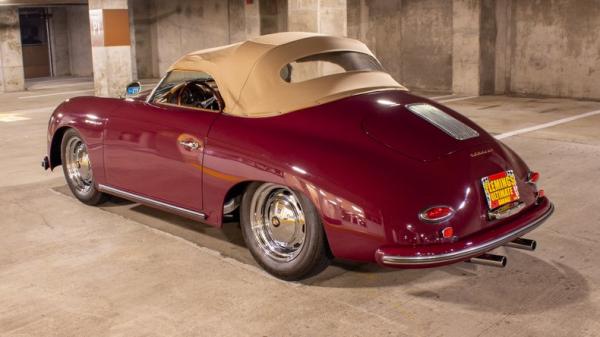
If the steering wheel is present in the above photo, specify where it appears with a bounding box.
[177,80,222,111]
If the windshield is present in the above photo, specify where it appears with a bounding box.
[152,70,213,99]
[280,51,383,83]
[150,70,222,111]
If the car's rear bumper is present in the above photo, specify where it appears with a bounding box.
[374,197,554,268]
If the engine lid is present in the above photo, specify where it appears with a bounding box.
[362,100,485,162]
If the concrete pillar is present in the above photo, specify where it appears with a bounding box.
[128,3,138,81]
[229,0,261,42]
[130,0,157,79]
[259,0,287,34]
[67,5,94,77]
[0,7,25,93]
[452,0,496,95]
[48,7,70,77]
[494,0,510,95]
[243,0,261,39]
[346,0,364,42]
[287,0,347,36]
[88,0,134,97]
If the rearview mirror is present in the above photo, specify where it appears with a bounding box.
[124,81,142,97]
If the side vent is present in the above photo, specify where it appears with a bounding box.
[406,103,479,140]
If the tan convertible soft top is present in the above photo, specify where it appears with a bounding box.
[169,32,406,116]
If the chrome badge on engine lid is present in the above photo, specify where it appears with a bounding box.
[481,170,520,210]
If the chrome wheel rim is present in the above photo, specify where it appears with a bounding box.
[65,136,93,194]
[250,184,306,262]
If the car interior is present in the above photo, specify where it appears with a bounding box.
[152,72,223,112]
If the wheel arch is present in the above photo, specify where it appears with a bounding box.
[49,125,74,169]
[221,180,253,219]
[221,179,333,258]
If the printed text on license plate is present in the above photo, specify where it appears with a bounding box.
[481,170,520,209]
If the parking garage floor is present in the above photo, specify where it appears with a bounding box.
[1,79,599,337]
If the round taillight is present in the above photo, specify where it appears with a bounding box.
[441,226,454,238]
[537,189,545,198]
[419,206,454,223]
[528,171,540,184]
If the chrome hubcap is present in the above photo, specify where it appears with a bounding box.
[65,136,93,194]
[250,184,306,262]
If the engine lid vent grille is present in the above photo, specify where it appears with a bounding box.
[406,103,479,141]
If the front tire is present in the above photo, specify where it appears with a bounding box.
[240,182,330,280]
[61,128,107,205]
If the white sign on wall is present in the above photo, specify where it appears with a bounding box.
[89,9,104,47]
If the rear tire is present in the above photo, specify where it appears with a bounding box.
[61,128,107,205]
[240,182,330,280]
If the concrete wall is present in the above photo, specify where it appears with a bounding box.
[451,0,494,95]
[479,0,496,94]
[506,0,600,100]
[287,0,347,35]
[401,0,453,92]
[66,5,93,76]
[348,0,600,98]
[48,5,92,77]
[131,0,260,78]
[0,6,25,92]
[259,0,287,35]
[27,0,593,99]
[244,0,261,39]
[348,0,453,93]
[49,7,70,76]
[153,0,229,75]
[131,0,156,78]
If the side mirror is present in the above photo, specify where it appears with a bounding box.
[124,81,142,97]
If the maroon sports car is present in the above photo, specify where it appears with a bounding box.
[43,32,554,280]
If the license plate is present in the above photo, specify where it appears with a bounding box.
[481,170,520,210]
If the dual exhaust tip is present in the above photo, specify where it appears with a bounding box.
[467,237,536,268]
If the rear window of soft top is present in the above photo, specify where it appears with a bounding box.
[280,51,383,83]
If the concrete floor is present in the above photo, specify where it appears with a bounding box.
[1,78,599,337]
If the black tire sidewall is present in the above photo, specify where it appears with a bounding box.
[240,182,329,280]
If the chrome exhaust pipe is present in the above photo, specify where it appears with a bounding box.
[468,253,507,268]
[505,238,537,251]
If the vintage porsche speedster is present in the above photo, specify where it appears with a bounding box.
[43,32,554,280]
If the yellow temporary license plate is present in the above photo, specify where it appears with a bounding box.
[481,170,520,210]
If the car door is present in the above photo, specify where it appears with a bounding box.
[103,99,219,213]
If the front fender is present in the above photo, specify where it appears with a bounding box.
[46,97,122,185]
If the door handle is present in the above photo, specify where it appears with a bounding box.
[179,140,201,151]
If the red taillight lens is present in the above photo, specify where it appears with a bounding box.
[528,171,540,184]
[420,206,454,223]
[441,227,454,238]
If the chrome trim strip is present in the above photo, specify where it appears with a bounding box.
[381,202,554,266]
[98,184,206,220]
